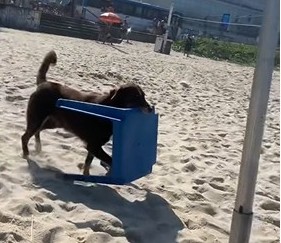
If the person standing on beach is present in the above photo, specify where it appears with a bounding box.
[104,24,113,45]
[121,18,131,43]
[183,35,194,57]
[98,23,113,45]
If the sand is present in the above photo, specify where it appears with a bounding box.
[0,28,279,243]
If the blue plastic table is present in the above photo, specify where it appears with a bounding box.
[56,99,159,185]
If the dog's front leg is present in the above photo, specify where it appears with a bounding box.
[83,152,94,176]
[88,145,112,171]
[94,147,112,171]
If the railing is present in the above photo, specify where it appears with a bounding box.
[82,6,99,21]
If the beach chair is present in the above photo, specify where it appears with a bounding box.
[56,99,159,185]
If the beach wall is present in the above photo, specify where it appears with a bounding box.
[130,31,156,43]
[0,4,41,31]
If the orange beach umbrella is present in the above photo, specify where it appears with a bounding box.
[99,12,122,24]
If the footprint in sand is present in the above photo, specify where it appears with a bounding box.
[59,202,77,212]
[269,175,280,185]
[193,178,206,185]
[0,212,10,224]
[209,182,227,192]
[180,157,190,163]
[260,200,280,211]
[192,184,209,194]
[185,192,206,201]
[12,203,37,217]
[85,233,118,243]
[0,232,24,242]
[35,203,54,213]
[14,84,30,89]
[222,144,231,148]
[31,196,44,203]
[157,143,165,148]
[200,144,208,150]
[0,165,6,172]
[218,133,227,138]
[197,202,218,216]
[42,227,64,243]
[5,95,26,102]
[182,162,197,172]
[55,130,74,139]
[271,218,280,227]
[210,177,224,183]
[204,161,214,166]
[5,87,18,95]
[183,146,197,152]
[60,144,71,150]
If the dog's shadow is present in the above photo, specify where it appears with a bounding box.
[27,159,184,243]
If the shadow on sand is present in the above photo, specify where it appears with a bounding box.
[109,44,130,54]
[96,40,130,54]
[27,159,184,243]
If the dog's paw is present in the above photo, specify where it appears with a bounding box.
[100,161,111,171]
[35,143,42,153]
[105,169,112,176]
[78,163,90,176]
[83,166,90,176]
[22,153,29,160]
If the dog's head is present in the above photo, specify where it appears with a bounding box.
[109,84,153,113]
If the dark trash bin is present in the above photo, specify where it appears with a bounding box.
[162,39,173,55]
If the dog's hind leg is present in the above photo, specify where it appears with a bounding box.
[34,117,58,153]
[22,125,41,158]
[22,112,50,158]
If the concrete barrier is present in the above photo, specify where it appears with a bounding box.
[129,30,157,43]
[0,4,41,31]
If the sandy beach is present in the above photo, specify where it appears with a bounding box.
[0,28,279,243]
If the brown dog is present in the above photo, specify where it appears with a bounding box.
[22,51,152,175]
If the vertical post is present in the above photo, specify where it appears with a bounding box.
[162,1,174,52]
[71,0,75,17]
[229,0,279,243]
[81,0,87,18]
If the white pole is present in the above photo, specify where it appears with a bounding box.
[167,1,174,26]
[163,1,174,52]
[229,0,280,243]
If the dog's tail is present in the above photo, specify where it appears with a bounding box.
[36,50,57,86]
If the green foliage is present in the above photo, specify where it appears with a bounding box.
[173,38,280,67]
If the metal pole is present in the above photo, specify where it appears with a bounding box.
[229,0,279,243]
